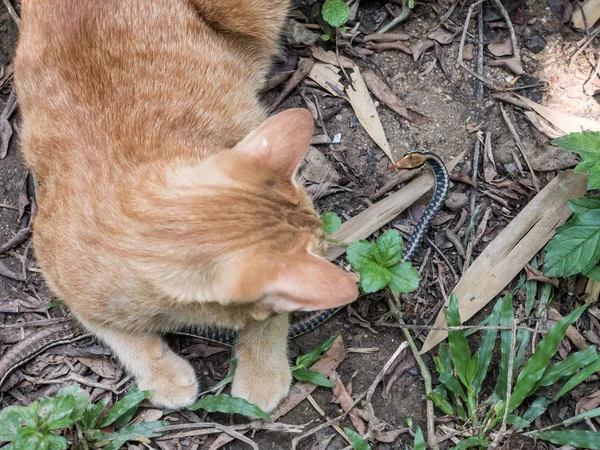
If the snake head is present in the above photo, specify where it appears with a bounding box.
[390,152,428,170]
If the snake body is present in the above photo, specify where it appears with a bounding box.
[0,151,449,387]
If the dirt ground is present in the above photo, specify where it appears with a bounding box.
[1,0,600,449]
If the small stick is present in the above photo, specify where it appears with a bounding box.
[469,5,484,218]
[492,0,520,61]
[1,0,19,26]
[570,28,600,66]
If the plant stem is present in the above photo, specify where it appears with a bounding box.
[386,290,439,450]
[377,0,411,34]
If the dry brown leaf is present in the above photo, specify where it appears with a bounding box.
[260,71,294,94]
[181,342,228,358]
[330,371,365,435]
[133,409,164,424]
[483,132,498,182]
[523,110,564,139]
[487,57,524,75]
[311,46,355,68]
[269,57,315,112]
[488,39,513,57]
[366,42,412,55]
[77,357,117,379]
[428,28,455,45]
[364,33,411,42]
[421,170,588,353]
[286,19,320,46]
[362,70,431,125]
[301,146,341,184]
[0,119,12,160]
[572,0,600,29]
[548,308,590,352]
[411,39,435,61]
[576,390,600,415]
[208,336,346,450]
[373,427,410,443]
[462,43,474,61]
[382,352,415,398]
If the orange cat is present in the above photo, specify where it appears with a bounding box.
[14,0,358,411]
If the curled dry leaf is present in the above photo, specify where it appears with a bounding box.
[427,27,456,45]
[373,427,410,443]
[363,32,411,42]
[483,132,498,182]
[0,119,12,160]
[488,39,513,57]
[366,41,412,55]
[524,263,558,286]
[462,43,474,61]
[77,357,118,379]
[382,352,415,399]
[487,57,524,75]
[576,389,600,415]
[286,19,320,46]
[362,69,431,125]
[181,342,228,358]
[300,146,341,184]
[411,39,435,61]
[330,371,365,435]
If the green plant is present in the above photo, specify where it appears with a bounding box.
[427,294,600,449]
[345,427,372,450]
[544,131,600,280]
[0,385,166,450]
[290,334,337,388]
[321,211,342,235]
[321,0,350,28]
[347,230,419,294]
[188,394,269,419]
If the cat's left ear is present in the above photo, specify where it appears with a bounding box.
[234,109,314,180]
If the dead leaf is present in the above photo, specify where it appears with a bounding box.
[269,57,315,112]
[421,171,588,353]
[330,371,365,435]
[462,43,474,61]
[525,264,559,286]
[346,304,377,334]
[576,389,600,415]
[208,336,346,450]
[0,119,12,160]
[382,352,415,398]
[300,146,341,184]
[523,110,564,139]
[364,33,411,42]
[428,28,456,45]
[311,46,355,68]
[362,70,431,125]
[181,342,228,358]
[373,427,410,443]
[260,71,294,93]
[528,143,579,171]
[549,0,573,22]
[77,357,117,379]
[133,409,164,424]
[488,39,513,57]
[411,40,435,61]
[366,42,412,55]
[17,173,30,222]
[487,57,524,75]
[286,19,320,46]
[572,0,600,29]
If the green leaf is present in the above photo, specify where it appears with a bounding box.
[97,421,167,450]
[292,368,334,388]
[321,211,342,235]
[495,294,514,401]
[535,281,553,317]
[506,414,530,428]
[82,398,110,431]
[56,385,89,423]
[439,372,467,402]
[447,293,471,388]
[525,256,538,316]
[473,297,503,395]
[449,436,488,449]
[346,241,375,272]
[187,394,269,419]
[514,329,532,371]
[544,209,600,277]
[537,346,598,387]
[554,356,600,401]
[520,395,552,425]
[359,260,392,293]
[320,33,331,41]
[533,430,600,449]
[39,394,77,430]
[294,334,337,369]
[466,352,479,386]
[344,427,371,450]
[588,266,600,283]
[553,131,600,189]
[413,426,425,450]
[437,343,453,375]
[373,230,402,267]
[508,303,589,414]
[97,390,152,428]
[0,406,25,442]
[426,389,455,415]
[387,262,419,293]
[322,0,350,27]
[569,197,600,214]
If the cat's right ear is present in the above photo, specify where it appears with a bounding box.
[233,109,314,181]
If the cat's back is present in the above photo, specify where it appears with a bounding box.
[15,0,267,180]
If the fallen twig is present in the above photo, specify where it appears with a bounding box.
[1,0,19,26]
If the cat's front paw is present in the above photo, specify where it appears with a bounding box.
[231,363,291,412]
[138,352,199,410]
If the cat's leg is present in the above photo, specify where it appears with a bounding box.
[231,313,291,412]
[187,0,290,54]
[91,326,198,409]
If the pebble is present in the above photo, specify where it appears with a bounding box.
[444,192,468,211]
[524,31,546,54]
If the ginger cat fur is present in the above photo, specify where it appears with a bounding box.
[14,0,358,411]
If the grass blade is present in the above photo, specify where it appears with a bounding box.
[294,334,338,369]
[514,329,532,371]
[520,395,552,425]
[413,426,425,450]
[447,293,471,387]
[494,294,514,400]
[554,356,600,401]
[473,298,502,395]
[344,427,371,450]
[98,390,152,428]
[439,372,467,402]
[187,394,269,419]
[537,346,597,387]
[532,430,600,449]
[449,436,488,449]
[535,282,553,317]
[509,303,589,414]
[292,368,334,388]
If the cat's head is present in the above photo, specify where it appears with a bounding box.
[164,109,358,317]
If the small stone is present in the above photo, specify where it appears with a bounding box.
[445,192,468,211]
[524,31,546,54]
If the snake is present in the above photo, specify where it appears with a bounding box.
[0,151,449,389]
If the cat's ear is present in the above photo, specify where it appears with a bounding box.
[234,109,314,180]
[260,251,358,313]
